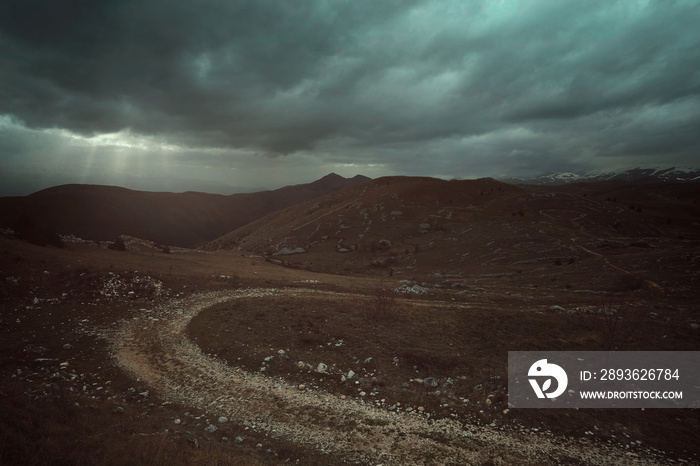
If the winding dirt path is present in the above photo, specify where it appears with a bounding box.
[112,288,664,465]
[570,238,664,293]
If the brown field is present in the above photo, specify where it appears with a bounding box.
[1,177,699,464]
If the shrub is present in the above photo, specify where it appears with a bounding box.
[366,278,397,320]
[580,298,647,350]
[108,236,127,251]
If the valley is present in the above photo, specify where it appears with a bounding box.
[1,176,698,464]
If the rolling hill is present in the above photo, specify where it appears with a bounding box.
[205,176,700,294]
[0,173,370,248]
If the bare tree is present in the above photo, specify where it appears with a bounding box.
[582,298,647,350]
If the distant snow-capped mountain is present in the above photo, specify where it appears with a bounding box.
[501,167,700,185]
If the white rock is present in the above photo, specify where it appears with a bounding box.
[274,247,306,256]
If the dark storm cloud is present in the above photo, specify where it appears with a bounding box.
[1,0,699,193]
[0,0,422,152]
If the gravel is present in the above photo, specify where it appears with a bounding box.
[112,288,667,465]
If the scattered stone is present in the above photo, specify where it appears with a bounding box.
[691,323,700,330]
[423,377,438,388]
[549,305,565,312]
[316,363,328,374]
[235,436,244,443]
[111,406,124,414]
[205,424,218,433]
[473,384,483,392]
[503,409,510,415]
[174,418,181,424]
[347,370,355,379]
[363,357,373,365]
[274,247,306,256]
[189,438,199,448]
[395,284,427,294]
[63,343,72,350]
[218,416,228,424]
[485,398,492,406]
[297,361,305,368]
[298,384,306,390]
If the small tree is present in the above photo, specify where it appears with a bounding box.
[581,298,647,350]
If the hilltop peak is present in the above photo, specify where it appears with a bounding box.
[319,172,344,181]
[303,173,371,191]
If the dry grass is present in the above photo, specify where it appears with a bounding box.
[1,230,699,464]
[0,378,270,466]
[366,278,399,320]
[579,297,650,351]
[188,290,698,458]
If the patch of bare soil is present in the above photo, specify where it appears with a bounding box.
[114,287,684,465]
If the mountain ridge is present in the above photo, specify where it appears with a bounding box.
[204,175,700,279]
[501,167,700,185]
[0,174,371,248]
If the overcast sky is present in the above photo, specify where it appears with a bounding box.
[1,0,699,195]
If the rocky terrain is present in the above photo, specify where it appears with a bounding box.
[1,177,699,464]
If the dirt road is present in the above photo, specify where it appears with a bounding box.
[112,288,663,465]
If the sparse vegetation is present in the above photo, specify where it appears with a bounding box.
[108,235,127,251]
[367,278,398,320]
[580,298,649,351]
[1,176,699,464]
